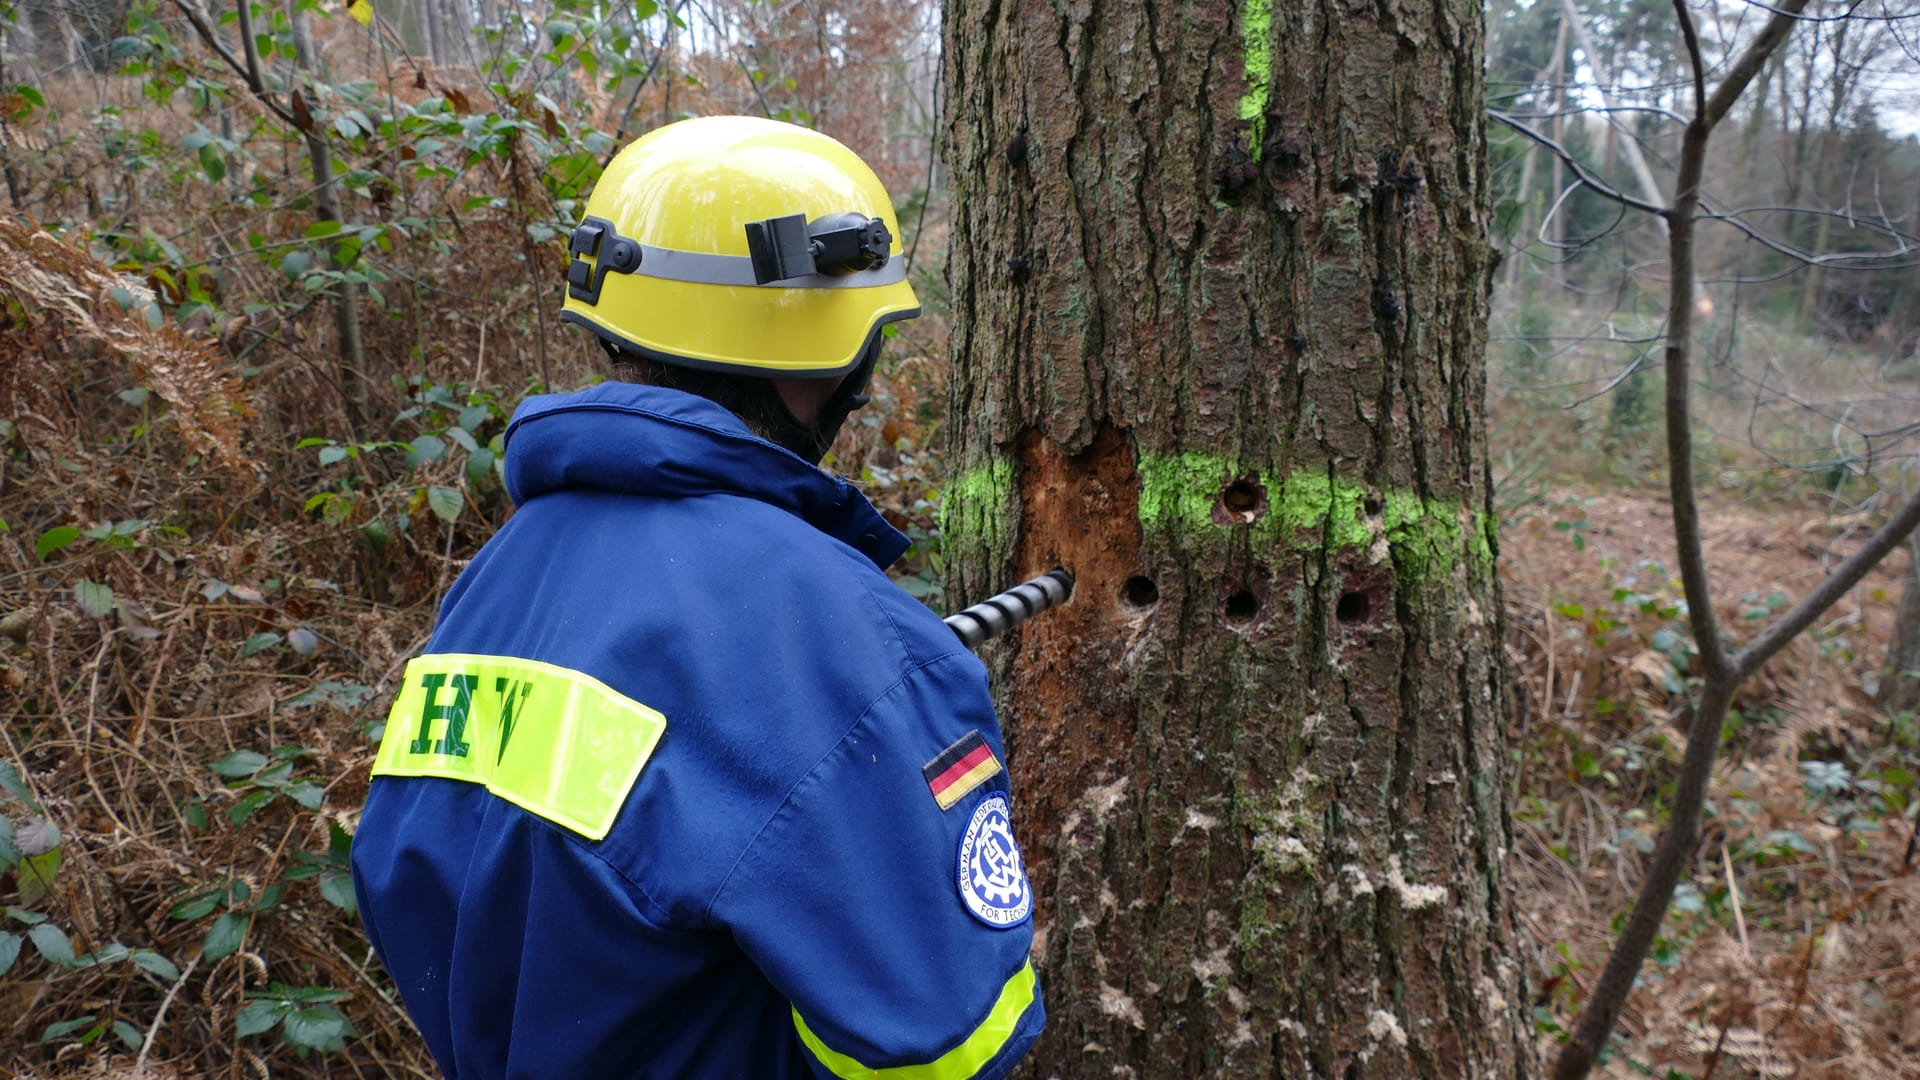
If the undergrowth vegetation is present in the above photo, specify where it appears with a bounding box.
[1,2,944,1073]
[1491,294,1920,1076]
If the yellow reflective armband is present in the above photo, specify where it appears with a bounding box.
[371,654,666,840]
[793,961,1037,1080]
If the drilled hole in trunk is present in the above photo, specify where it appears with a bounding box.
[1225,590,1259,623]
[1120,576,1159,609]
[1213,476,1269,524]
[1336,591,1370,624]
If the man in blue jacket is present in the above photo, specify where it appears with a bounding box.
[350,116,1044,1078]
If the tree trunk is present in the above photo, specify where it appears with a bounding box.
[941,1,1532,1076]
[288,0,318,73]
[47,3,88,72]
[1545,15,1567,291]
[279,0,368,430]
[1882,530,1920,717]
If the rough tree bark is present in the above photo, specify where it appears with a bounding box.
[941,0,1533,1075]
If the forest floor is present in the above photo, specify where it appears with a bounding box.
[1502,487,1920,1079]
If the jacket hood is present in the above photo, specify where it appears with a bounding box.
[503,382,909,569]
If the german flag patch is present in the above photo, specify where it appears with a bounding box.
[923,730,1003,811]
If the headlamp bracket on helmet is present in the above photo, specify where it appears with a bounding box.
[566,216,644,305]
[744,212,891,285]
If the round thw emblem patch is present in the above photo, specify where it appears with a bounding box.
[957,793,1031,928]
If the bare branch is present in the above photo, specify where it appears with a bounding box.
[1707,0,1815,125]
[1732,487,1920,679]
[1678,0,1709,117]
[168,0,300,129]
[1490,112,1670,216]
[1737,0,1919,22]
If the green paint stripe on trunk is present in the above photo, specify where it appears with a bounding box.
[1138,454,1490,583]
[940,455,1494,585]
[940,459,1017,554]
[1237,0,1274,157]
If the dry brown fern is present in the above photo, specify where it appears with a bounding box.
[0,220,256,470]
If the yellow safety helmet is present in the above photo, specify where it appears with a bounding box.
[560,116,920,378]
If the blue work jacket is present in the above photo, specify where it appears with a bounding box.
[351,382,1044,1079]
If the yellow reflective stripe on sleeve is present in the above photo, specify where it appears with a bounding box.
[370,654,665,840]
[792,961,1036,1080]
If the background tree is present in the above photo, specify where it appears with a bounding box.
[941,0,1534,1074]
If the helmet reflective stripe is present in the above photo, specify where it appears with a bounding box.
[566,215,909,307]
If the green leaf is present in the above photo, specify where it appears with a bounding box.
[317,444,349,466]
[0,761,40,811]
[235,999,284,1037]
[280,251,313,279]
[227,787,277,825]
[107,35,151,58]
[200,143,227,184]
[284,680,372,711]
[318,871,357,915]
[113,1019,144,1050]
[282,1004,354,1051]
[18,848,61,906]
[74,581,116,619]
[41,1015,98,1041]
[241,631,283,658]
[202,912,247,961]
[132,948,182,981]
[74,942,129,967]
[0,931,20,975]
[183,129,212,151]
[426,486,462,523]
[281,983,352,1004]
[305,219,343,239]
[406,434,448,466]
[28,923,75,966]
[168,889,222,921]
[35,525,82,561]
[285,780,325,810]
[446,426,480,453]
[465,447,495,484]
[209,750,266,778]
[7,906,49,925]
[14,85,45,109]
[0,817,16,864]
